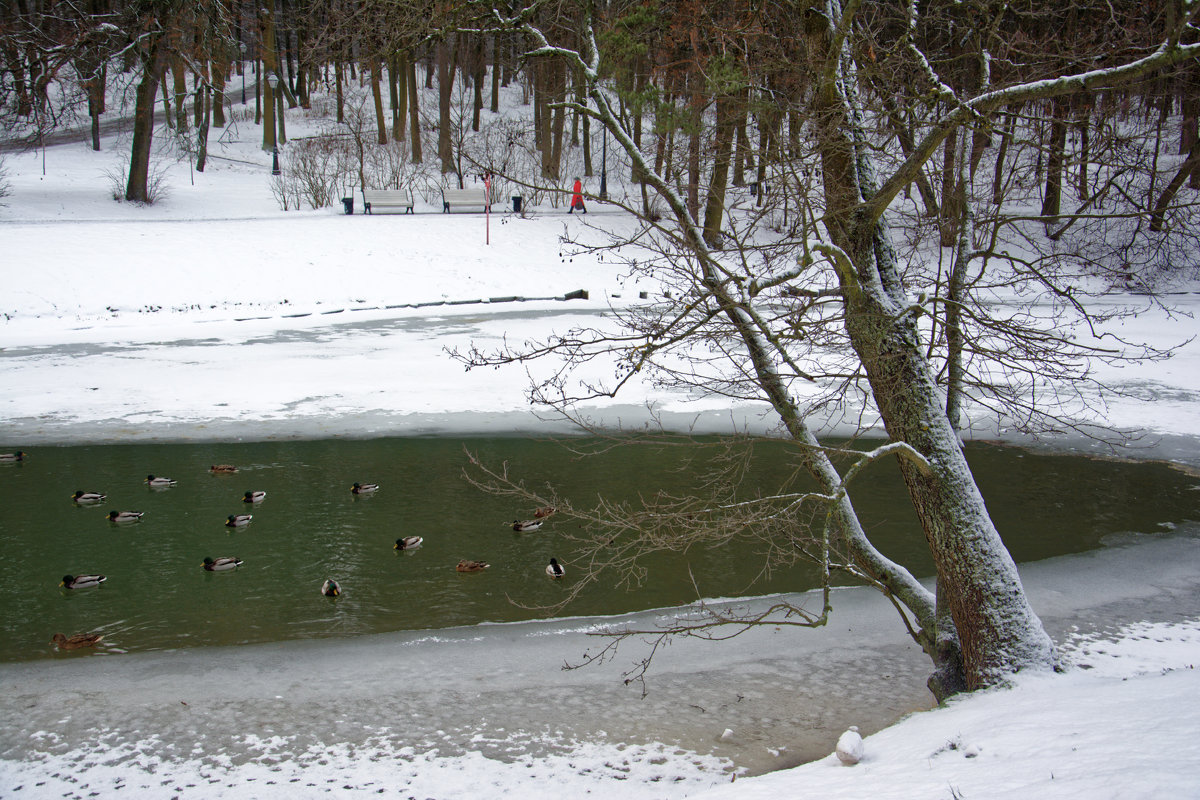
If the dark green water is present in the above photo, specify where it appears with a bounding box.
[2,437,1197,662]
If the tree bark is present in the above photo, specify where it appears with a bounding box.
[702,94,735,249]
[126,35,166,203]
[408,59,422,163]
[437,39,456,174]
[370,61,387,145]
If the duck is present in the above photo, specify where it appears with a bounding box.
[0,450,27,463]
[107,510,145,524]
[533,506,556,518]
[51,632,104,650]
[145,474,177,487]
[60,574,106,589]
[351,482,379,495]
[225,514,253,527]
[72,490,107,504]
[546,557,566,578]
[456,559,489,573]
[321,579,341,597]
[202,556,242,571]
[242,490,267,503]
[394,536,424,550]
[511,519,543,532]
[209,464,238,474]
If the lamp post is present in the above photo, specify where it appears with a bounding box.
[599,124,608,201]
[266,73,280,175]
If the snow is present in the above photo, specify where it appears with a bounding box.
[3,102,1200,799]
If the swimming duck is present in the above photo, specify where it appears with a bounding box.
[243,490,267,503]
[321,579,341,597]
[456,560,489,573]
[511,519,543,532]
[145,474,177,487]
[0,450,26,463]
[225,514,253,527]
[202,556,242,571]
[394,536,424,550]
[107,510,145,524]
[546,557,566,578]
[351,482,379,495]
[72,491,107,504]
[51,632,105,650]
[210,464,238,474]
[533,506,556,518]
[60,574,106,589]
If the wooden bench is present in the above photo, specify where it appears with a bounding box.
[441,187,491,213]
[362,188,415,214]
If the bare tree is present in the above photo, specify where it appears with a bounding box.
[453,0,1200,697]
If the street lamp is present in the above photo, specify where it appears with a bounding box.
[266,73,280,175]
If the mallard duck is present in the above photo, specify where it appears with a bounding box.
[351,482,379,495]
[145,474,177,487]
[546,557,566,578]
[202,556,242,571]
[511,519,543,532]
[0,450,26,463]
[72,490,107,504]
[321,578,341,597]
[534,506,556,518]
[456,559,489,573]
[242,490,267,503]
[225,513,253,527]
[51,632,105,650]
[394,536,424,550]
[210,464,238,474]
[107,510,144,523]
[61,574,106,589]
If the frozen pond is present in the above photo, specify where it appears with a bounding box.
[2,529,1198,797]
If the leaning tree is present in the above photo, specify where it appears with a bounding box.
[454,0,1200,698]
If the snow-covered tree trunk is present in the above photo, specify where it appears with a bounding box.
[808,3,1055,688]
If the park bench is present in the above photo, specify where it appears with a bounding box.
[362,188,415,214]
[441,186,491,213]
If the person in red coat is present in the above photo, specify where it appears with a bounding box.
[568,177,587,213]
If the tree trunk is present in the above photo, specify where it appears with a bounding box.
[472,37,484,132]
[395,53,408,142]
[335,60,344,123]
[388,55,401,140]
[408,59,422,163]
[437,39,456,174]
[938,128,958,246]
[173,57,189,133]
[126,37,165,203]
[196,85,211,172]
[212,61,227,128]
[370,61,387,145]
[807,21,1055,691]
[687,68,703,223]
[1041,98,1068,232]
[702,94,735,249]
[491,34,501,113]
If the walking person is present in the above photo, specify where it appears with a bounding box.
[568,177,587,214]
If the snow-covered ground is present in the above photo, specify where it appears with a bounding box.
[2,113,1200,798]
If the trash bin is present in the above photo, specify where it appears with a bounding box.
[512,195,523,213]
[342,197,354,215]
